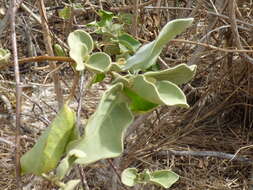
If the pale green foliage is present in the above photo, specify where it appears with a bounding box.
[121,168,179,188]
[0,48,10,64]
[20,104,76,175]
[144,64,197,85]
[86,52,111,73]
[56,83,133,176]
[20,17,196,189]
[123,18,194,71]
[129,75,189,108]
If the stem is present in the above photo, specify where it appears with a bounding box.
[10,0,22,189]
[37,0,64,109]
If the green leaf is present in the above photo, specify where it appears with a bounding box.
[123,18,193,71]
[0,48,10,64]
[144,64,197,85]
[64,83,133,166]
[104,44,120,56]
[130,75,189,108]
[85,52,111,73]
[69,43,88,71]
[58,6,71,19]
[68,30,94,54]
[123,87,158,113]
[118,33,141,53]
[54,44,66,56]
[59,179,81,190]
[97,10,114,27]
[149,170,179,188]
[121,168,179,189]
[121,168,138,187]
[20,104,76,175]
[92,73,106,84]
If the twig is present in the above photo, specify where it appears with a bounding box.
[0,137,15,147]
[10,0,22,189]
[77,165,90,190]
[132,0,139,37]
[228,0,253,64]
[110,0,157,11]
[108,159,129,190]
[0,0,24,35]
[157,150,253,164]
[37,0,63,109]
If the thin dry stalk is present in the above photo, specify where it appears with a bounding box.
[10,0,22,189]
[228,0,253,64]
[37,0,63,109]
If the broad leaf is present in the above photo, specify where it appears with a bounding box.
[0,48,10,64]
[68,30,94,54]
[121,168,179,189]
[63,83,133,166]
[123,18,193,71]
[85,52,111,73]
[20,104,76,175]
[118,33,141,53]
[121,168,138,187]
[149,170,179,188]
[69,43,88,71]
[130,75,189,108]
[144,64,197,85]
[123,87,158,113]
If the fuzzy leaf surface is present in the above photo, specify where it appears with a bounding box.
[20,104,76,175]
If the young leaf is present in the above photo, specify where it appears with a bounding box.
[144,64,197,85]
[54,44,66,56]
[68,30,94,54]
[20,104,76,175]
[64,83,133,165]
[149,170,179,188]
[0,48,10,64]
[118,33,141,53]
[69,43,88,71]
[123,18,193,71]
[129,75,189,108]
[85,52,111,73]
[58,6,71,19]
[121,168,138,187]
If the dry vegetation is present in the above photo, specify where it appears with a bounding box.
[0,0,253,189]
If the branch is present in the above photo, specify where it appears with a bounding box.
[10,0,22,188]
[38,0,63,109]
[157,150,253,164]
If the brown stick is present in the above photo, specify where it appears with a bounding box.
[10,0,22,189]
[110,0,157,11]
[228,0,253,64]
[37,0,63,109]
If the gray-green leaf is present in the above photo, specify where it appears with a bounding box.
[64,83,133,166]
[144,64,197,85]
[85,52,111,73]
[130,75,189,108]
[123,18,193,71]
[20,104,76,175]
